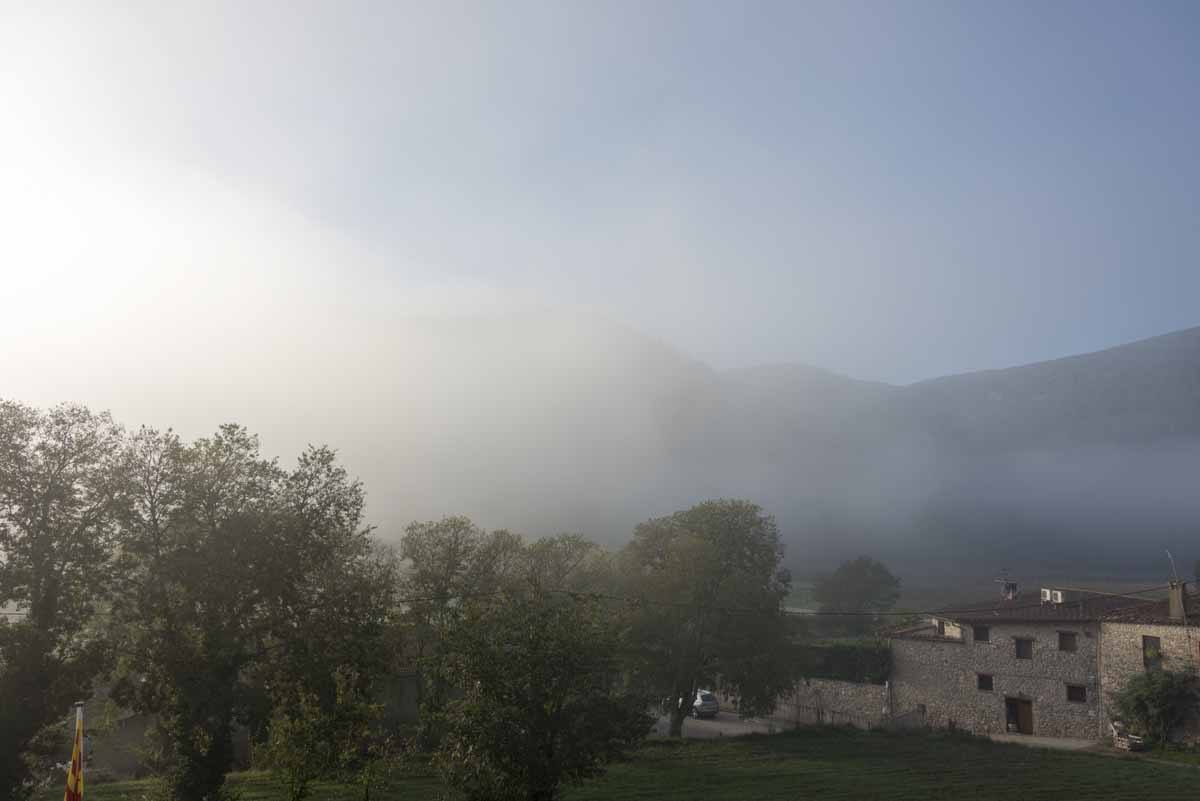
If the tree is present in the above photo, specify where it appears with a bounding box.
[111,426,389,801]
[813,556,900,634]
[259,668,389,801]
[523,533,614,594]
[1110,668,1200,745]
[435,582,651,801]
[398,517,523,748]
[259,686,334,801]
[0,402,124,800]
[620,499,796,738]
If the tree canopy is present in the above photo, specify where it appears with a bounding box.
[620,499,796,737]
[110,425,393,801]
[2,398,814,800]
[0,402,124,801]
[435,582,650,801]
[813,556,900,634]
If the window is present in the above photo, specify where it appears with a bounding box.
[974,625,990,643]
[1066,684,1087,703]
[1143,636,1162,671]
[1058,632,1077,652]
[977,674,994,691]
[1015,638,1034,659]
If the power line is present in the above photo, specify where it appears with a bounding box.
[2,582,1176,623]
[1050,583,1173,600]
[395,583,1175,618]
[536,585,1175,620]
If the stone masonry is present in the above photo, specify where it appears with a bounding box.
[890,621,1103,738]
[783,677,888,729]
[1100,616,1200,738]
[782,586,1200,742]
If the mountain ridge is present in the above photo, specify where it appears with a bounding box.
[655,324,1200,575]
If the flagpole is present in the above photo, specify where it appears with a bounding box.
[76,702,84,794]
[63,701,84,801]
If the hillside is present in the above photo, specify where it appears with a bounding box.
[657,326,1200,575]
[5,301,1199,576]
[893,326,1200,450]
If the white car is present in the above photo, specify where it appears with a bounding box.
[692,690,720,719]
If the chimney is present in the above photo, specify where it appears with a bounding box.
[1169,581,1187,622]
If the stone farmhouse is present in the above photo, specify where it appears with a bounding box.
[788,581,1199,741]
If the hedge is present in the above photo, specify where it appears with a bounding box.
[795,640,892,685]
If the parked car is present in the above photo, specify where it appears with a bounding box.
[692,690,720,719]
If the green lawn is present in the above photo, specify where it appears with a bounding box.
[47,728,1199,801]
[38,770,445,801]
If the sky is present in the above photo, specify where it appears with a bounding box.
[3,0,1200,388]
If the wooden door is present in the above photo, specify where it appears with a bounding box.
[1016,700,1033,734]
[1005,698,1034,735]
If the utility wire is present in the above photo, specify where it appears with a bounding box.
[536,585,1175,620]
[2,583,1176,622]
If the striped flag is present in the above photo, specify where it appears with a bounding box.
[63,703,83,801]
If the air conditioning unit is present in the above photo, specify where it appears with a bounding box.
[1041,588,1052,602]
[1051,590,1064,604]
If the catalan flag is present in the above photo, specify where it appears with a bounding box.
[63,703,83,801]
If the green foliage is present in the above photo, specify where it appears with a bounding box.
[1110,667,1200,745]
[338,734,403,801]
[110,426,394,801]
[794,641,892,685]
[0,401,123,801]
[400,520,628,761]
[259,668,398,801]
[398,517,525,749]
[812,556,900,635]
[434,585,652,801]
[260,689,333,801]
[521,534,615,594]
[619,499,797,737]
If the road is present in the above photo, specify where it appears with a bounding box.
[650,710,783,739]
[653,713,1103,750]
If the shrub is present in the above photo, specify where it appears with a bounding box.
[794,641,892,685]
[1110,667,1200,745]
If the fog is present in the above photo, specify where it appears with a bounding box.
[4,3,1200,579]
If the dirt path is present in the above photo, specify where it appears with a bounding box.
[988,733,1099,751]
[650,711,782,739]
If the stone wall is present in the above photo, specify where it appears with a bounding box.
[779,677,889,729]
[890,622,1104,739]
[1100,621,1200,738]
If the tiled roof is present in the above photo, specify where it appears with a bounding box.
[930,591,1146,623]
[1102,593,1199,626]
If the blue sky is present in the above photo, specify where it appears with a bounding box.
[3,0,1200,384]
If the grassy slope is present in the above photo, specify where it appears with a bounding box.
[47,728,1198,801]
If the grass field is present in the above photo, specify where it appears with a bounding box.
[44,727,1200,801]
